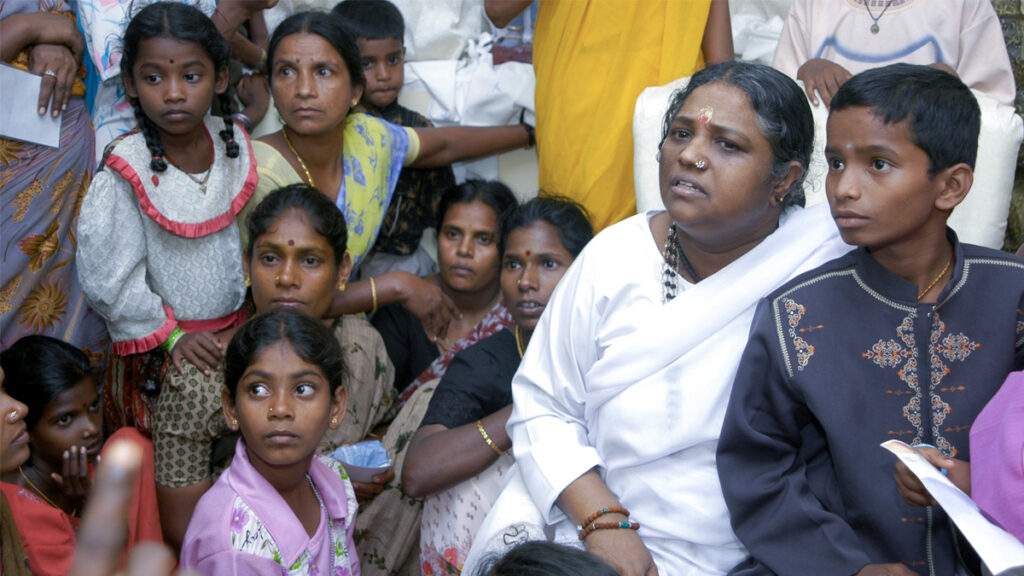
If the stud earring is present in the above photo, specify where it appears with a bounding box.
[351,98,359,107]
[330,416,339,428]
[231,418,238,428]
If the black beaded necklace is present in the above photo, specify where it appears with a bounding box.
[661,223,701,303]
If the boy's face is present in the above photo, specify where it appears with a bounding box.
[825,106,952,252]
[357,37,405,110]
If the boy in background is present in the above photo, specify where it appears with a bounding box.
[332,0,457,278]
[717,64,1024,575]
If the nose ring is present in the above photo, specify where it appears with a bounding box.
[275,276,280,282]
[6,409,19,421]
[517,279,522,287]
[694,160,707,170]
[269,407,274,414]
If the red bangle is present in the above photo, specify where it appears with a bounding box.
[579,506,630,530]
[578,520,640,541]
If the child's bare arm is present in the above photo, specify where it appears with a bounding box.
[484,0,533,29]
[701,0,734,64]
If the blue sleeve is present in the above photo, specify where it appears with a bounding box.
[717,300,872,575]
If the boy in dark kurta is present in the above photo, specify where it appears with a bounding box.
[718,64,1024,576]
[332,0,455,278]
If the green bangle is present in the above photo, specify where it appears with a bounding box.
[160,326,185,353]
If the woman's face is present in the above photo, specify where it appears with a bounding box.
[0,369,31,474]
[248,208,349,319]
[659,82,794,247]
[29,377,103,468]
[270,33,363,136]
[437,200,501,296]
[500,222,575,334]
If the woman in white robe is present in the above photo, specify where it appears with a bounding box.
[464,61,853,575]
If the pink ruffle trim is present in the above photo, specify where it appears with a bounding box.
[105,130,258,239]
[113,304,177,356]
[179,307,248,333]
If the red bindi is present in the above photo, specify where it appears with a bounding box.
[525,250,532,256]
[169,59,175,64]
[288,240,295,246]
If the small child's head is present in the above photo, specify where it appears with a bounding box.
[120,2,239,172]
[0,336,102,468]
[222,310,347,471]
[267,11,365,125]
[475,541,620,576]
[246,184,351,319]
[826,64,979,249]
[331,0,406,110]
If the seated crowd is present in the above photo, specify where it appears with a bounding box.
[1,1,1022,576]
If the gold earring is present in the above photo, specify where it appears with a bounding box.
[337,279,347,291]
[275,275,280,282]
[231,418,238,428]
[330,416,339,428]
[351,98,359,107]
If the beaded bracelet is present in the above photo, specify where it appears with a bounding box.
[476,420,505,455]
[578,506,630,531]
[578,520,640,541]
[233,112,254,133]
[160,326,186,353]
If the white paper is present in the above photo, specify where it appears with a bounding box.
[0,64,62,147]
[881,440,1024,575]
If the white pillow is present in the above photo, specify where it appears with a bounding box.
[634,79,1022,249]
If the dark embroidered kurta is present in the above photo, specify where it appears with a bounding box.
[367,102,456,256]
[718,233,1024,576]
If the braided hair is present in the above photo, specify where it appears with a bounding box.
[120,2,239,172]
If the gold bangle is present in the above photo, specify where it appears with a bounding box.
[476,420,504,455]
[369,277,378,314]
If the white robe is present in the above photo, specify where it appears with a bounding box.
[464,203,852,575]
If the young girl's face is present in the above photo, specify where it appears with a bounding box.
[271,32,363,136]
[30,377,102,467]
[248,208,351,319]
[222,341,345,475]
[124,35,228,140]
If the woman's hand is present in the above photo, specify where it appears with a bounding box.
[893,446,970,507]
[796,58,852,107]
[584,526,658,576]
[393,272,460,343]
[170,331,224,376]
[236,73,270,127]
[28,43,77,117]
[351,467,395,503]
[51,445,92,505]
[28,12,84,57]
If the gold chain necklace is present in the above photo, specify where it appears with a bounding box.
[19,465,68,513]
[282,126,316,188]
[515,325,525,358]
[917,253,953,301]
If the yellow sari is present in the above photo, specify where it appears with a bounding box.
[533,0,711,231]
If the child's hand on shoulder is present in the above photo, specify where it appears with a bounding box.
[796,58,852,108]
[171,331,224,376]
